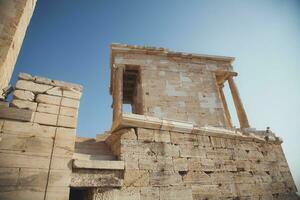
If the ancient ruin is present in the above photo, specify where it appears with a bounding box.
[0,1,299,200]
[0,43,298,200]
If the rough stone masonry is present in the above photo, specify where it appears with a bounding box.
[0,43,299,200]
[0,1,299,199]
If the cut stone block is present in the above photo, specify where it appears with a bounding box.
[16,80,53,93]
[120,128,137,140]
[0,151,50,169]
[34,112,57,126]
[34,76,52,85]
[154,130,171,143]
[137,128,154,142]
[173,157,188,171]
[160,186,193,200]
[63,89,82,100]
[48,169,71,187]
[46,87,63,96]
[124,170,149,187]
[52,80,82,92]
[140,187,159,200]
[18,72,34,81]
[0,168,19,186]
[18,168,48,187]
[71,169,123,187]
[36,94,61,105]
[0,186,45,200]
[0,107,33,122]
[183,171,211,184]
[13,90,34,101]
[149,170,182,186]
[0,133,53,155]
[37,103,59,114]
[171,132,198,145]
[61,97,79,108]
[73,159,125,170]
[45,186,70,200]
[50,156,72,170]
[11,99,37,111]
[57,115,77,128]
[59,106,77,117]
[53,127,76,157]
[2,120,56,138]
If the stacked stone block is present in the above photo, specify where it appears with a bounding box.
[0,73,82,200]
[103,127,299,200]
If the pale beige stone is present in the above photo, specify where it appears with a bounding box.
[73,160,125,170]
[13,90,35,101]
[140,187,159,200]
[34,112,57,126]
[154,130,171,143]
[18,168,48,187]
[179,144,206,158]
[124,170,149,187]
[59,106,77,117]
[53,80,82,92]
[18,73,34,81]
[11,99,37,111]
[15,80,53,93]
[149,170,182,186]
[114,188,140,200]
[137,128,154,142]
[50,156,71,170]
[57,115,77,128]
[0,168,19,186]
[37,103,59,114]
[53,128,75,157]
[46,86,63,96]
[45,186,70,200]
[0,151,50,169]
[36,94,61,105]
[173,157,188,171]
[120,128,137,140]
[61,97,79,108]
[0,133,53,155]
[63,89,82,99]
[2,120,56,138]
[48,169,71,187]
[34,76,52,85]
[160,186,193,200]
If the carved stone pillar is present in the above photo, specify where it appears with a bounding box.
[112,65,123,122]
[228,76,250,128]
[218,84,233,128]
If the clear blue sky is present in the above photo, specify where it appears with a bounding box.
[12,0,300,190]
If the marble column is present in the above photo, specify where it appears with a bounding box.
[112,65,124,122]
[218,84,233,128]
[228,76,250,128]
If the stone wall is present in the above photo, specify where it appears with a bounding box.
[0,0,37,98]
[111,44,235,128]
[102,126,299,200]
[0,73,82,200]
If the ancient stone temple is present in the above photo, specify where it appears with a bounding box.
[0,43,299,200]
